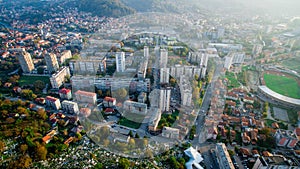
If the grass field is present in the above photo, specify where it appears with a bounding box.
[281,57,300,74]
[264,73,300,99]
[225,71,240,89]
[19,75,50,86]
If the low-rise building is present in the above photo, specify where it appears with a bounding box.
[79,108,91,117]
[103,97,116,107]
[45,96,61,110]
[274,129,298,148]
[162,127,179,139]
[75,90,97,105]
[123,100,147,115]
[59,88,72,100]
[61,100,79,114]
[253,155,297,169]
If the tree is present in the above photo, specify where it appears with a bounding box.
[169,156,180,169]
[36,144,47,160]
[170,77,176,87]
[34,80,45,92]
[94,163,103,169]
[0,141,5,152]
[115,88,127,100]
[103,139,110,147]
[129,138,135,147]
[37,108,47,120]
[128,130,133,137]
[37,67,45,74]
[119,158,130,169]
[20,144,28,154]
[135,133,140,138]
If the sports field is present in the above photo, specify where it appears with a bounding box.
[263,73,300,99]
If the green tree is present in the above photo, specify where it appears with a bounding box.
[94,163,103,169]
[119,158,130,169]
[37,67,45,74]
[34,80,45,92]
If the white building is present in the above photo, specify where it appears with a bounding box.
[18,51,35,73]
[44,53,59,73]
[160,68,170,84]
[160,88,171,112]
[45,96,61,110]
[50,66,70,89]
[74,90,97,105]
[162,127,179,139]
[58,50,72,65]
[116,52,125,72]
[123,100,147,115]
[224,55,233,70]
[160,49,168,68]
[61,100,79,114]
[215,143,235,169]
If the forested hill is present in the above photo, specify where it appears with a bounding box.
[68,0,135,17]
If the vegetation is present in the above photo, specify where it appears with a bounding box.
[69,0,135,18]
[157,110,179,129]
[19,76,50,87]
[0,99,83,168]
[263,73,300,99]
[225,71,240,89]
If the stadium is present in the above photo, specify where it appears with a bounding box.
[258,70,300,109]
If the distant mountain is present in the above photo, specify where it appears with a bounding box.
[69,0,135,18]
[120,0,179,13]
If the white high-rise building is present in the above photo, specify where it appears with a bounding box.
[45,53,59,73]
[18,51,35,73]
[144,46,149,58]
[160,88,171,112]
[224,55,233,70]
[160,49,168,68]
[116,52,125,72]
[199,53,208,68]
[160,68,170,84]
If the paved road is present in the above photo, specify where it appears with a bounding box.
[193,57,225,145]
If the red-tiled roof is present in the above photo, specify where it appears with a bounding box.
[42,135,51,143]
[104,97,116,102]
[46,96,58,102]
[59,88,71,94]
[75,90,96,97]
[295,128,300,136]
[279,138,287,146]
[289,140,298,148]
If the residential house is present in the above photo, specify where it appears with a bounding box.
[45,96,61,110]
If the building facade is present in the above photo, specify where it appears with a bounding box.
[74,90,97,105]
[18,51,35,73]
[50,66,70,89]
[160,88,171,112]
[45,53,59,73]
[215,143,235,169]
[45,96,61,110]
[61,100,79,114]
[59,88,72,100]
[116,52,125,72]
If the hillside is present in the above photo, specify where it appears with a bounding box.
[70,0,135,17]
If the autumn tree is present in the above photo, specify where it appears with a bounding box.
[37,108,47,120]
[36,144,47,160]
[20,144,28,154]
[0,140,5,152]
